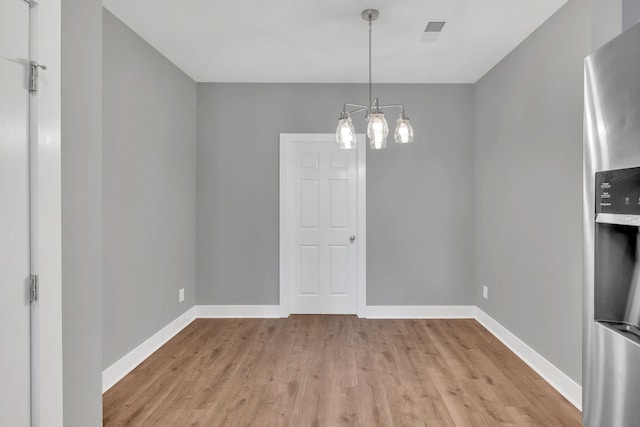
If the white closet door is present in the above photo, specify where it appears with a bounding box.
[0,0,32,424]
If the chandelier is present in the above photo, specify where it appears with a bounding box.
[336,9,414,150]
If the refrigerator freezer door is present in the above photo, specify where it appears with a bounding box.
[584,21,640,427]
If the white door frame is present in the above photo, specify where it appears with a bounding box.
[279,133,366,317]
[31,0,63,424]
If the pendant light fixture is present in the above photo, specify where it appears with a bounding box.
[336,9,414,150]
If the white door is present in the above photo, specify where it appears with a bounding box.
[0,0,32,425]
[281,134,364,314]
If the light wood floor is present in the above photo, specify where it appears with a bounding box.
[103,316,582,426]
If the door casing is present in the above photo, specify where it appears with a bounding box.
[31,0,63,424]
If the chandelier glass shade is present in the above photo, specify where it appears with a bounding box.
[367,113,388,150]
[336,115,357,150]
[335,9,414,150]
[394,116,414,144]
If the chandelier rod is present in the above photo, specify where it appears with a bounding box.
[368,12,372,112]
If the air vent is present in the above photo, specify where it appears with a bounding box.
[424,21,446,33]
[421,20,447,43]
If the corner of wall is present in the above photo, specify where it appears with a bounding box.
[101,6,199,373]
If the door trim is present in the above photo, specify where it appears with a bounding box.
[32,0,63,424]
[279,133,366,317]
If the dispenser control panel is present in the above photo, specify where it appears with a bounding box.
[596,167,640,214]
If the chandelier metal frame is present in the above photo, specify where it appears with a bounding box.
[336,9,414,150]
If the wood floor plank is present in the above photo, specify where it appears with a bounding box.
[103,317,582,426]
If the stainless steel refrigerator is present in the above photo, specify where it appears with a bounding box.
[584,21,640,427]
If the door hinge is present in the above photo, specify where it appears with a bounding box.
[30,274,39,302]
[29,61,47,93]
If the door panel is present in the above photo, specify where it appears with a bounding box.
[288,139,358,314]
[328,245,349,295]
[329,179,348,228]
[0,0,32,425]
[299,245,320,295]
[299,180,319,229]
[329,153,348,170]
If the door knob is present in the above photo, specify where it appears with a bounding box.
[350,235,356,242]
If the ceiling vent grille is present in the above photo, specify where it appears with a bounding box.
[424,21,446,33]
[421,20,447,43]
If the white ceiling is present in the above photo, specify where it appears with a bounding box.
[102,0,568,84]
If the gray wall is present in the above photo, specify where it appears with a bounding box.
[623,0,640,31]
[196,83,475,306]
[474,0,621,385]
[592,0,623,51]
[102,10,197,368]
[62,0,103,424]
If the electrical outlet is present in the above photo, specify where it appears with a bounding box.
[482,285,488,299]
[179,288,185,302]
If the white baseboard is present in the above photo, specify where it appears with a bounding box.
[475,308,582,410]
[196,305,286,318]
[102,307,196,393]
[364,305,477,319]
